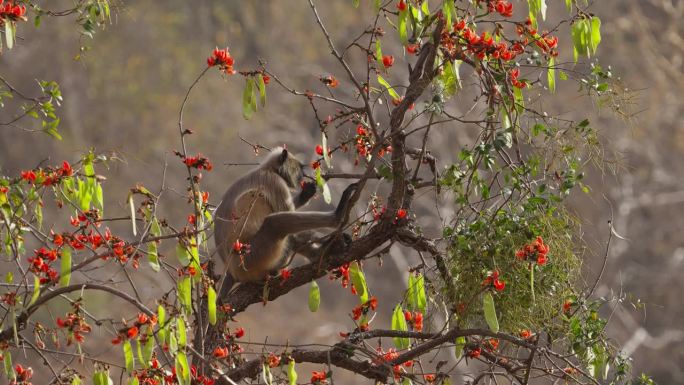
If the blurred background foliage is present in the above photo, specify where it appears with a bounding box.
[1,0,683,382]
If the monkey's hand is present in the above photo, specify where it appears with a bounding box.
[295,181,317,208]
[324,232,353,255]
[334,182,360,221]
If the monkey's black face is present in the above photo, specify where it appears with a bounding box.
[278,156,304,189]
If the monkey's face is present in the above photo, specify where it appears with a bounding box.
[277,150,305,188]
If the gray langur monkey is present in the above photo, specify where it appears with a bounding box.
[214,146,358,296]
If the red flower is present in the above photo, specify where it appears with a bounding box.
[413,311,423,331]
[406,44,419,55]
[61,161,73,176]
[368,296,378,311]
[424,374,436,383]
[468,347,481,358]
[382,55,395,68]
[315,145,324,156]
[21,170,36,183]
[127,326,139,339]
[311,160,321,169]
[137,313,149,325]
[520,329,531,339]
[280,268,292,282]
[454,19,466,31]
[311,371,328,384]
[563,300,572,314]
[234,327,245,339]
[397,0,407,11]
[356,125,367,136]
[232,240,243,253]
[213,347,229,358]
[352,305,363,320]
[267,352,281,368]
[493,278,505,292]
[396,208,407,219]
[111,336,123,345]
[404,310,413,321]
[262,75,270,85]
[207,47,236,74]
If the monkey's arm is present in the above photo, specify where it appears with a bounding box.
[293,181,316,208]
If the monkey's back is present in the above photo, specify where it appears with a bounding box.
[214,170,294,282]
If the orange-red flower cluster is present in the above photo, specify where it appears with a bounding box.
[487,0,513,17]
[482,270,506,292]
[0,1,26,21]
[330,262,351,290]
[20,161,73,187]
[319,75,339,88]
[182,153,213,171]
[352,296,378,321]
[56,312,92,345]
[207,47,236,75]
[508,68,527,89]
[404,310,424,331]
[311,371,328,384]
[12,364,33,385]
[27,247,61,284]
[515,236,550,265]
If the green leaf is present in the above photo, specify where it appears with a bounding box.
[3,350,14,380]
[454,336,466,359]
[352,0,360,7]
[547,57,556,93]
[375,40,384,70]
[414,274,427,313]
[288,359,298,385]
[242,78,255,120]
[398,9,408,45]
[565,0,572,12]
[321,182,331,204]
[128,377,140,385]
[349,262,368,303]
[377,75,400,100]
[406,274,416,310]
[373,0,381,12]
[128,194,137,236]
[315,167,325,188]
[262,364,273,385]
[123,340,135,373]
[71,374,82,385]
[590,16,602,54]
[257,74,267,107]
[322,132,331,168]
[177,316,187,347]
[29,275,41,306]
[391,304,410,349]
[208,286,217,325]
[142,330,155,367]
[559,70,568,80]
[308,280,321,312]
[177,277,192,315]
[421,0,429,17]
[59,247,72,287]
[147,242,160,272]
[176,242,190,266]
[175,352,191,385]
[5,22,14,50]
[94,183,104,212]
[482,292,499,333]
[157,305,167,343]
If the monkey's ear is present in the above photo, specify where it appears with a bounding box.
[279,148,289,164]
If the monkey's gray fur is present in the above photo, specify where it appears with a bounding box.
[214,146,358,296]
